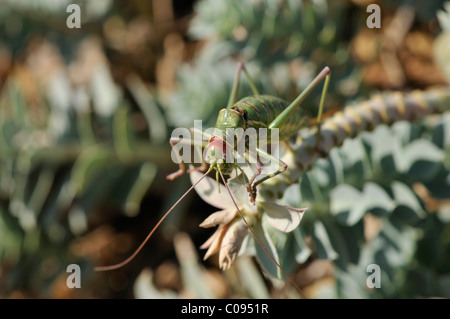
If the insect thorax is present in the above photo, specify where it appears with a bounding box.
[215,108,246,131]
[232,95,308,141]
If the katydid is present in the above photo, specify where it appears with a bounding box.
[167,62,330,202]
[95,62,331,294]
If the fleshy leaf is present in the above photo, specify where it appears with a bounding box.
[200,228,219,250]
[331,182,395,225]
[437,2,450,32]
[293,229,312,264]
[190,169,234,209]
[400,139,444,182]
[260,201,306,232]
[362,182,395,217]
[253,221,282,279]
[371,125,401,177]
[219,220,248,270]
[199,208,236,228]
[330,184,366,226]
[391,181,426,222]
[201,224,227,260]
[312,220,339,261]
[227,174,254,212]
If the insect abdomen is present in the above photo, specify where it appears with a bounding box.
[233,95,309,141]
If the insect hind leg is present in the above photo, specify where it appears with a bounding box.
[314,69,331,152]
[227,62,261,108]
[268,66,331,130]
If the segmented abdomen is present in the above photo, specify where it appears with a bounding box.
[324,88,450,141]
[232,95,309,141]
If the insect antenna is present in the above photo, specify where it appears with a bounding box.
[94,167,213,272]
[217,169,305,298]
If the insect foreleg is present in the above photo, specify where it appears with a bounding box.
[249,147,288,201]
[247,161,262,203]
[190,127,212,173]
[167,128,211,180]
[235,147,281,203]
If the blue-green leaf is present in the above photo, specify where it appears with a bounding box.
[371,125,401,177]
[254,221,282,279]
[293,228,312,264]
[330,183,365,226]
[361,182,395,218]
[391,181,426,222]
[339,137,369,184]
[260,201,306,232]
[400,139,444,182]
[312,220,338,260]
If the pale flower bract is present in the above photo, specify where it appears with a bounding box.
[190,169,307,272]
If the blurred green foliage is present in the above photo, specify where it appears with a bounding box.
[273,117,450,297]
[0,0,449,298]
[0,0,179,298]
[164,0,450,298]
[167,0,364,128]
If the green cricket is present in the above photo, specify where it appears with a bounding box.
[167,62,330,202]
[95,62,331,292]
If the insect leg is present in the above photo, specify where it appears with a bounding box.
[166,128,210,180]
[314,70,330,151]
[227,62,261,108]
[246,161,262,203]
[268,66,331,130]
[249,147,288,201]
[188,127,212,174]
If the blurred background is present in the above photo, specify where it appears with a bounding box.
[0,0,449,298]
